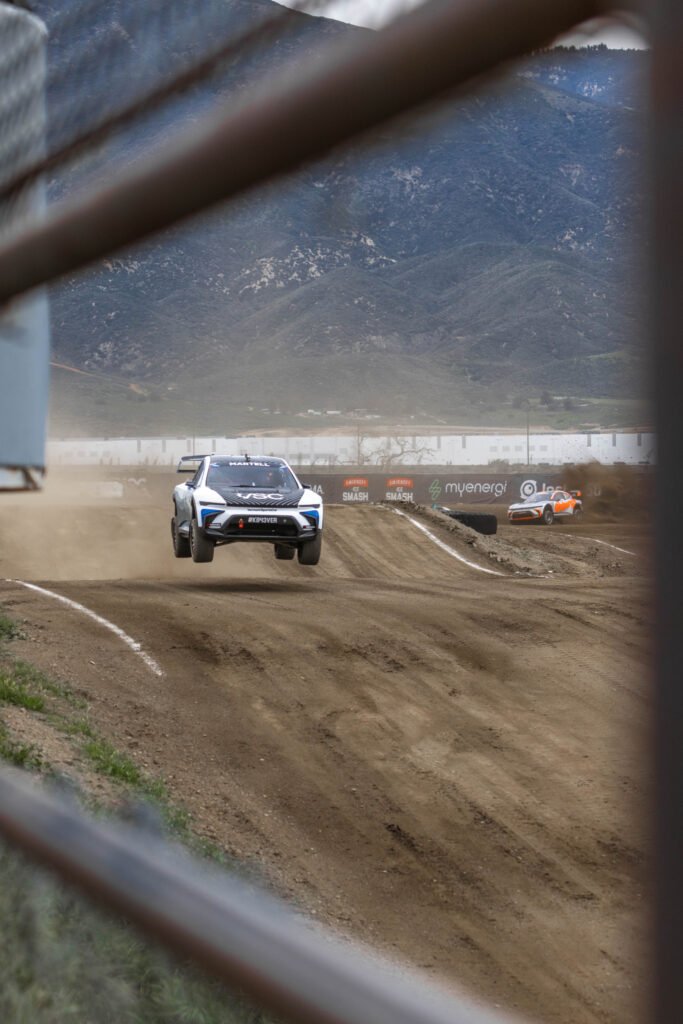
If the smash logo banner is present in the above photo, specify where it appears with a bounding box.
[385,477,414,501]
[342,477,369,503]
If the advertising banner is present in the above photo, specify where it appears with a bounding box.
[384,477,415,502]
[298,473,583,505]
[342,477,370,503]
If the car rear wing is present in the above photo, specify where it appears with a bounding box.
[569,490,582,498]
[176,454,212,473]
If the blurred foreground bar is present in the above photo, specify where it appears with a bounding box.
[0,769,520,1024]
[651,0,683,1021]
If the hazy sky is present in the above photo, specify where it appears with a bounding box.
[276,1,648,47]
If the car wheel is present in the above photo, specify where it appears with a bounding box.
[298,533,322,565]
[274,544,295,560]
[171,514,191,558]
[190,517,214,563]
[542,505,554,526]
[572,507,583,523]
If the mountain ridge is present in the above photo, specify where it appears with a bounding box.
[32,2,647,428]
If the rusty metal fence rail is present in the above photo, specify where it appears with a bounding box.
[0,0,605,305]
[650,2,683,1022]
[0,769,520,1024]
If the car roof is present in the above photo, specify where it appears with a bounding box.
[208,456,287,466]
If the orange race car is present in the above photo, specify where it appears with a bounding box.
[507,488,583,525]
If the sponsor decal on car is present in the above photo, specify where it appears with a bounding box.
[248,517,278,524]
[342,477,369,503]
[235,492,284,501]
[219,461,272,467]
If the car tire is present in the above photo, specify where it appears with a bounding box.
[171,515,191,558]
[298,533,322,565]
[542,505,554,526]
[572,507,583,523]
[274,544,295,560]
[190,517,214,563]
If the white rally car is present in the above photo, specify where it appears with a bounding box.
[171,455,323,565]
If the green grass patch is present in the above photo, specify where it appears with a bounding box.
[0,657,84,714]
[0,725,42,770]
[59,716,97,739]
[0,652,85,709]
[0,613,21,642]
[10,659,86,707]
[82,738,142,785]
[0,654,251,871]
[0,672,45,712]
[0,647,269,1023]
[0,840,266,1024]
[52,721,194,837]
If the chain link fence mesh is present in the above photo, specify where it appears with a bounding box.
[0,0,346,218]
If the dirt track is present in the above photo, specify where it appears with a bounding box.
[0,493,650,1024]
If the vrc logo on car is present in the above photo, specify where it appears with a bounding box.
[235,492,284,501]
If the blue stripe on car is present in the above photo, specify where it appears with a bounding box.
[201,507,223,524]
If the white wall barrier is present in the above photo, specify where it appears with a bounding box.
[46,432,656,468]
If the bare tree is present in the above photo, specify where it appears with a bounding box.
[360,435,435,469]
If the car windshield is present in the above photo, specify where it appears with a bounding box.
[522,491,553,504]
[206,461,298,491]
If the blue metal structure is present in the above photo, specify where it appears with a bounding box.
[0,4,49,490]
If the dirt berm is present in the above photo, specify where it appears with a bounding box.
[0,493,650,1024]
[397,502,646,579]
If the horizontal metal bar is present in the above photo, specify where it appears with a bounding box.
[0,0,330,206]
[651,0,683,1020]
[0,0,602,306]
[0,466,44,490]
[0,769,521,1024]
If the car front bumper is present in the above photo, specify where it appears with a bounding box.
[507,507,544,522]
[202,508,320,544]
